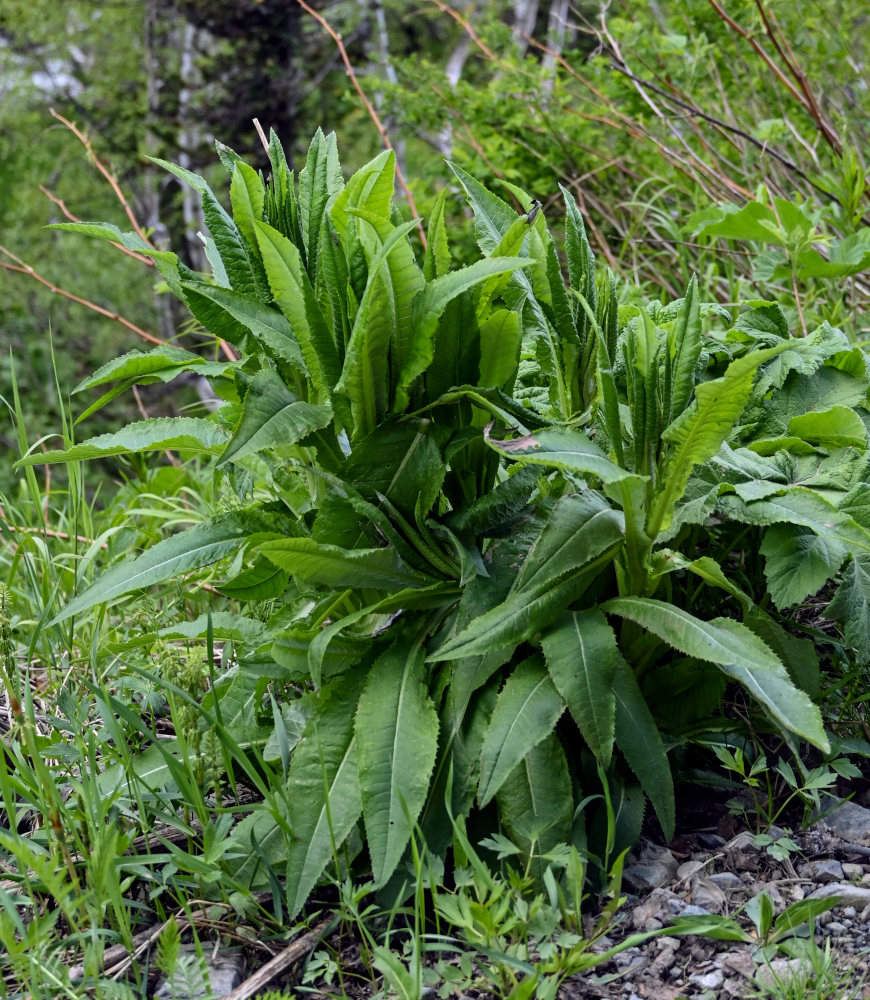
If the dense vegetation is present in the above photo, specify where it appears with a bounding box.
[2,1,870,997]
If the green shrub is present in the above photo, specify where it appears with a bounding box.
[24,129,870,914]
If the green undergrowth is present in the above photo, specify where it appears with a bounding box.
[2,128,870,996]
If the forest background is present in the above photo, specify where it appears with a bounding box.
[3,0,868,498]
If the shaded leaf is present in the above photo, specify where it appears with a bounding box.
[356,640,439,886]
[478,657,565,806]
[541,608,618,766]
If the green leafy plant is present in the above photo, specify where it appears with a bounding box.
[711,743,861,843]
[749,938,866,1000]
[25,128,870,916]
[670,891,841,965]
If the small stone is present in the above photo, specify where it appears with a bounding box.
[677,859,708,881]
[697,833,727,848]
[691,877,727,913]
[826,920,847,935]
[810,883,870,907]
[623,862,674,892]
[843,863,864,880]
[788,885,806,902]
[708,872,743,890]
[689,970,725,990]
[813,797,870,845]
[755,958,805,988]
[722,950,756,978]
[591,934,614,952]
[726,831,761,853]
[681,904,712,916]
[810,859,845,882]
[844,906,858,918]
[631,887,678,929]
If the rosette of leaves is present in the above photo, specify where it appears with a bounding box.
[24,130,866,914]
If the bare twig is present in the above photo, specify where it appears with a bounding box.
[49,108,155,247]
[221,919,332,1000]
[427,0,499,62]
[252,117,270,155]
[295,0,426,246]
[39,185,156,266]
[132,385,181,467]
[0,520,104,549]
[0,247,165,346]
[753,0,841,154]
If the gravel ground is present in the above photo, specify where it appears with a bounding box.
[559,800,870,1000]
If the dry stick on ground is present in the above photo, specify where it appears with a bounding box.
[221,919,332,1000]
[295,0,426,248]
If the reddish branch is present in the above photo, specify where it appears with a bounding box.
[0,245,165,346]
[49,108,156,247]
[39,185,157,267]
[294,0,426,246]
[707,0,841,154]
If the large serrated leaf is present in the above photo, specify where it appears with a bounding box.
[423,188,451,282]
[178,281,306,372]
[541,608,618,767]
[280,675,364,916]
[612,657,674,839]
[356,640,439,887]
[230,161,266,258]
[760,524,847,608]
[788,406,867,449]
[495,731,573,867]
[255,221,340,397]
[603,597,828,751]
[478,656,564,807]
[514,493,623,594]
[256,538,431,590]
[152,156,261,297]
[666,274,701,423]
[828,554,870,663]
[15,418,229,467]
[431,495,624,661]
[219,370,332,466]
[396,256,532,409]
[484,425,638,485]
[648,340,793,535]
[49,509,281,625]
[74,346,233,393]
